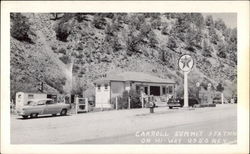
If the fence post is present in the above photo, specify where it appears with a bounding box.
[115,96,118,110]
[141,96,144,108]
[221,93,224,104]
[128,97,131,109]
[75,96,79,114]
[85,98,89,112]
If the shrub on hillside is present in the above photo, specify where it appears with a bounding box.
[55,22,72,42]
[10,13,36,43]
[202,40,212,57]
[58,48,67,55]
[151,18,162,30]
[148,31,158,48]
[96,13,114,19]
[92,15,107,30]
[217,51,227,59]
[126,33,142,55]
[75,13,91,22]
[44,77,64,94]
[191,13,205,29]
[161,24,169,35]
[167,36,177,50]
[215,19,227,31]
[129,14,146,30]
[209,27,219,44]
[205,15,214,27]
[216,82,224,92]
[217,42,227,58]
[59,55,71,64]
[140,24,151,36]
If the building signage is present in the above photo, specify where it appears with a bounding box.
[178,54,194,72]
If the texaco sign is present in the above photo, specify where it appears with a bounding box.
[178,54,194,72]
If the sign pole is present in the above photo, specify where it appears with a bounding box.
[178,54,194,108]
[184,71,189,107]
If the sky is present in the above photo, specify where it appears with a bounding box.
[202,13,237,29]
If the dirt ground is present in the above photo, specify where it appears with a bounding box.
[11,104,237,144]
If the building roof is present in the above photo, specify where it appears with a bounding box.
[94,71,175,84]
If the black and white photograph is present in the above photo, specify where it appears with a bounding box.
[1,1,249,154]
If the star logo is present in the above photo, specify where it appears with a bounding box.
[178,55,194,72]
[180,56,192,69]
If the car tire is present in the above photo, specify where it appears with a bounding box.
[30,113,38,118]
[169,107,173,109]
[22,115,29,119]
[60,109,67,116]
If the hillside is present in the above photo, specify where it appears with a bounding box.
[10,13,237,99]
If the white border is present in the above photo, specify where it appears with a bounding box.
[1,1,249,154]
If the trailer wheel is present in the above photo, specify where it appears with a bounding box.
[22,115,29,119]
[30,113,38,118]
[60,109,67,116]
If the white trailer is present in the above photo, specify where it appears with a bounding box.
[15,92,47,110]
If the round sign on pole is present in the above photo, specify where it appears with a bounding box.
[178,54,194,72]
[208,83,212,90]
[208,83,212,87]
[196,82,200,87]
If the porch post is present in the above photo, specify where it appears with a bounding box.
[75,96,79,114]
[85,98,89,112]
[116,96,118,110]
[128,97,131,109]
[141,94,144,108]
[160,85,163,96]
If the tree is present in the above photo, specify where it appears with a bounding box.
[161,23,169,35]
[217,42,227,58]
[92,15,107,29]
[191,13,205,29]
[148,31,158,48]
[167,36,177,50]
[10,13,36,43]
[215,18,227,31]
[205,15,214,27]
[50,13,64,20]
[55,19,72,42]
[216,82,225,104]
[185,27,200,52]
[173,13,192,41]
[129,14,146,30]
[202,40,212,57]
[209,27,219,44]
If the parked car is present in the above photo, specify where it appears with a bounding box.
[16,98,71,119]
[212,97,228,104]
[167,97,199,109]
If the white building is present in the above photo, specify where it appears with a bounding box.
[94,72,176,108]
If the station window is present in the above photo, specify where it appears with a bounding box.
[28,94,34,99]
[46,100,55,105]
[168,86,173,94]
